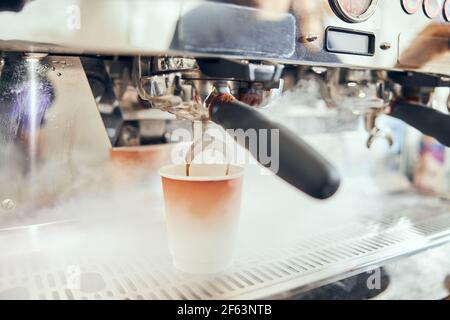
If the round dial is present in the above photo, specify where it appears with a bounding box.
[444,0,450,21]
[401,0,423,14]
[423,0,442,19]
[330,0,380,23]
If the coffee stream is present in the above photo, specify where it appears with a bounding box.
[185,121,209,177]
[185,121,230,177]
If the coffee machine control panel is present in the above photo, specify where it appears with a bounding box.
[329,0,381,23]
[330,0,450,22]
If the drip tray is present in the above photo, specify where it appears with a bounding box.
[1,194,450,300]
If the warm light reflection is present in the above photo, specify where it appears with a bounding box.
[27,58,39,185]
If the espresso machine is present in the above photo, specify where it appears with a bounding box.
[0,0,450,300]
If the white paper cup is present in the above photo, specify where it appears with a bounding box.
[159,164,244,274]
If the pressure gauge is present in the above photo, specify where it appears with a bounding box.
[401,0,423,14]
[330,0,380,23]
[444,0,450,21]
[423,0,442,19]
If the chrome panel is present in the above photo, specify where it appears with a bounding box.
[0,55,110,221]
[0,0,448,75]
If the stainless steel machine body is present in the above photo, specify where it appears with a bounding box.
[1,0,450,300]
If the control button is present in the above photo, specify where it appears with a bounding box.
[401,0,423,14]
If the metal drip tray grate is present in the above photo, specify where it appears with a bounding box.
[1,196,450,300]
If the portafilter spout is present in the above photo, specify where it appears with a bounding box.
[364,108,394,149]
[323,68,394,149]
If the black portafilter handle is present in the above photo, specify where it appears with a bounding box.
[208,95,340,200]
[390,98,450,147]
[0,0,28,11]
